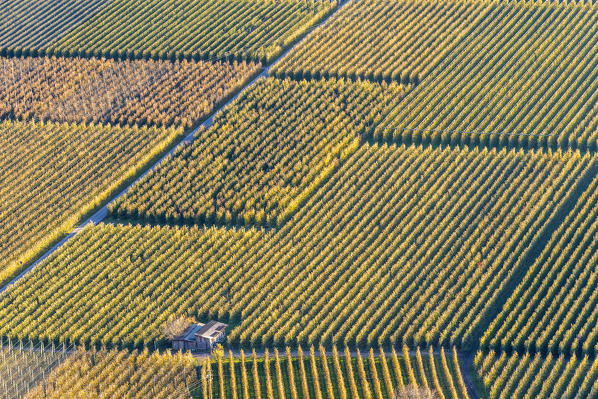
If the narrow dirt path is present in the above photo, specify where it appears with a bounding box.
[0,1,349,294]
[458,351,481,399]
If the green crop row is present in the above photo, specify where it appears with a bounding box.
[482,167,598,356]
[475,350,598,399]
[205,345,468,399]
[43,0,335,63]
[375,1,598,150]
[0,144,590,350]
[0,0,110,50]
[272,0,487,83]
[0,119,182,288]
[109,77,405,228]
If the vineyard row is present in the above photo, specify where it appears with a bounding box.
[482,160,598,356]
[376,1,598,150]
[201,345,469,399]
[475,349,598,399]
[1,0,335,64]
[12,344,469,399]
[0,144,592,350]
[0,119,182,289]
[272,0,487,84]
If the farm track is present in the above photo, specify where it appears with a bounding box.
[459,351,480,399]
[6,2,591,396]
[0,0,348,296]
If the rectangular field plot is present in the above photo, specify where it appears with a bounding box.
[272,0,488,83]
[211,346,469,399]
[0,0,111,50]
[0,56,259,128]
[0,144,591,350]
[0,120,182,288]
[0,341,70,399]
[15,345,467,398]
[376,2,598,150]
[0,223,267,348]
[109,77,406,227]
[482,169,598,356]
[475,350,598,399]
[47,0,335,63]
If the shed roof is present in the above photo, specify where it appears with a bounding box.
[174,323,205,342]
[196,320,227,339]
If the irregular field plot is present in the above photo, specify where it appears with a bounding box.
[475,350,598,399]
[377,2,598,150]
[272,0,488,83]
[50,0,335,63]
[0,144,592,350]
[0,56,259,128]
[110,77,405,227]
[219,144,592,349]
[0,119,182,287]
[482,170,598,356]
[0,0,111,50]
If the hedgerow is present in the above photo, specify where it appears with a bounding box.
[0,0,111,50]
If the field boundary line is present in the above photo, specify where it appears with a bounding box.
[462,157,598,350]
[0,0,348,294]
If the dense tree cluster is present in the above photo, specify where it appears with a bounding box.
[0,56,259,128]
[110,77,405,227]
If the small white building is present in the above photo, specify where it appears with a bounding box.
[172,321,227,351]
